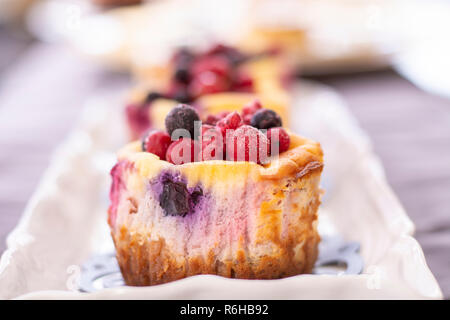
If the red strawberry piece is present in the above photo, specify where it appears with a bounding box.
[125,103,151,139]
[216,111,243,139]
[267,127,290,156]
[142,130,172,160]
[217,111,243,131]
[166,138,200,165]
[226,125,270,164]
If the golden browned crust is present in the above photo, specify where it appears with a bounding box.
[113,222,319,286]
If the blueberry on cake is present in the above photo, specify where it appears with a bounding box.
[109,102,323,285]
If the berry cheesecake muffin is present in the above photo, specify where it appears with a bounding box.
[125,44,292,139]
[109,102,323,286]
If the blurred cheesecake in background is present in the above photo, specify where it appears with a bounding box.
[126,44,292,140]
[56,0,402,75]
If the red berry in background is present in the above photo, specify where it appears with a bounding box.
[166,138,200,165]
[201,125,224,161]
[189,72,230,97]
[125,103,151,139]
[241,99,262,124]
[226,125,270,164]
[267,127,290,156]
[142,130,172,160]
[232,72,254,92]
[192,55,230,77]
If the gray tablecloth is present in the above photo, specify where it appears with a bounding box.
[0,40,449,298]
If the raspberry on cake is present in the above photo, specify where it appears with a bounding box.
[108,103,323,286]
[125,44,291,139]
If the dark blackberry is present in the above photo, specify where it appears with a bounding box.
[165,104,200,139]
[250,109,282,130]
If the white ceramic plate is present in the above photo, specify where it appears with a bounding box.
[0,81,442,299]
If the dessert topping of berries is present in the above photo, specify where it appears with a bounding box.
[165,104,200,138]
[141,101,288,166]
[165,138,200,165]
[250,108,282,130]
[267,127,290,155]
[141,130,171,160]
[226,125,270,164]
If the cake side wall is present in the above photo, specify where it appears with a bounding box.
[111,164,322,286]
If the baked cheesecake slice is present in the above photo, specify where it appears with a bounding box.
[109,103,323,286]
